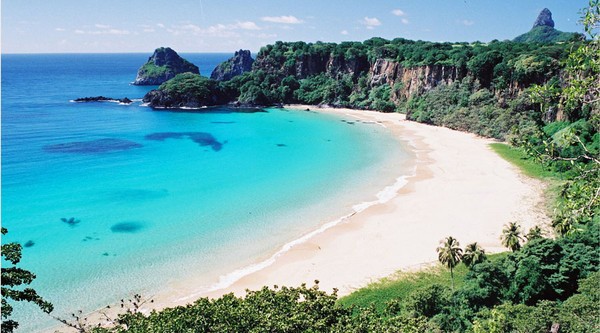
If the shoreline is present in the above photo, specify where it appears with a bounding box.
[198,105,550,298]
[47,106,549,331]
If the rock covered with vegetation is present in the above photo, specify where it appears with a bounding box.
[210,49,254,81]
[142,73,227,108]
[133,47,199,85]
[514,8,582,43]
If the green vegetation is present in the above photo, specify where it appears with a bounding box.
[338,263,471,312]
[489,143,559,179]
[436,236,463,289]
[1,228,53,333]
[137,62,169,78]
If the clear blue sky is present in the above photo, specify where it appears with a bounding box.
[1,0,589,53]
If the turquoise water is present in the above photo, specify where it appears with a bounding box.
[2,54,410,331]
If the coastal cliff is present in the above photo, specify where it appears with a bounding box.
[133,47,199,85]
[141,7,583,136]
[369,59,465,101]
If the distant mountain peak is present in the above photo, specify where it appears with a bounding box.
[533,8,554,29]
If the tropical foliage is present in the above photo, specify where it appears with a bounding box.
[436,236,463,289]
[1,228,53,333]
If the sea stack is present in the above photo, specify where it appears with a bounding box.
[133,47,199,85]
[210,49,254,81]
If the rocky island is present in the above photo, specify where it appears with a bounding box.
[133,47,199,85]
[210,49,254,81]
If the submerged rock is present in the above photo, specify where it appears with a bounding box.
[133,47,199,85]
[44,138,143,154]
[210,49,254,81]
[110,221,145,233]
[145,132,223,151]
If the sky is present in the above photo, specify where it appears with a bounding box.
[1,0,589,54]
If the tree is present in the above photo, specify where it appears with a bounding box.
[1,228,53,333]
[436,236,463,290]
[462,242,487,268]
[525,226,544,242]
[501,222,523,252]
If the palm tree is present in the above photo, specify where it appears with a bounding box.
[462,242,487,267]
[436,236,463,290]
[525,226,544,242]
[501,222,523,252]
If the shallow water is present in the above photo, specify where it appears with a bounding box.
[1,53,410,331]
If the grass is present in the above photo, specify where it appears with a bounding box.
[339,253,508,312]
[339,253,508,311]
[489,142,565,216]
[489,143,560,179]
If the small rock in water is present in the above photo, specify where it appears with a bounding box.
[24,240,35,248]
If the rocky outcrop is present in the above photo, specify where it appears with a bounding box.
[533,8,554,28]
[210,50,254,81]
[133,47,199,85]
[142,73,227,108]
[143,89,223,109]
[73,96,133,104]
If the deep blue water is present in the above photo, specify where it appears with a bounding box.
[1,53,408,331]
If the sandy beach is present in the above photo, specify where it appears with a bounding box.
[156,106,550,303]
[48,107,550,331]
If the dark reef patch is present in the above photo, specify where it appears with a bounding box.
[211,121,236,124]
[276,144,287,147]
[110,221,145,233]
[61,217,80,227]
[44,138,143,154]
[24,240,35,248]
[145,132,223,151]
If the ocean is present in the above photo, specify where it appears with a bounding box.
[1,53,410,331]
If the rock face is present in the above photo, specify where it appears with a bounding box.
[533,8,554,28]
[133,47,199,85]
[369,59,465,101]
[210,50,254,81]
